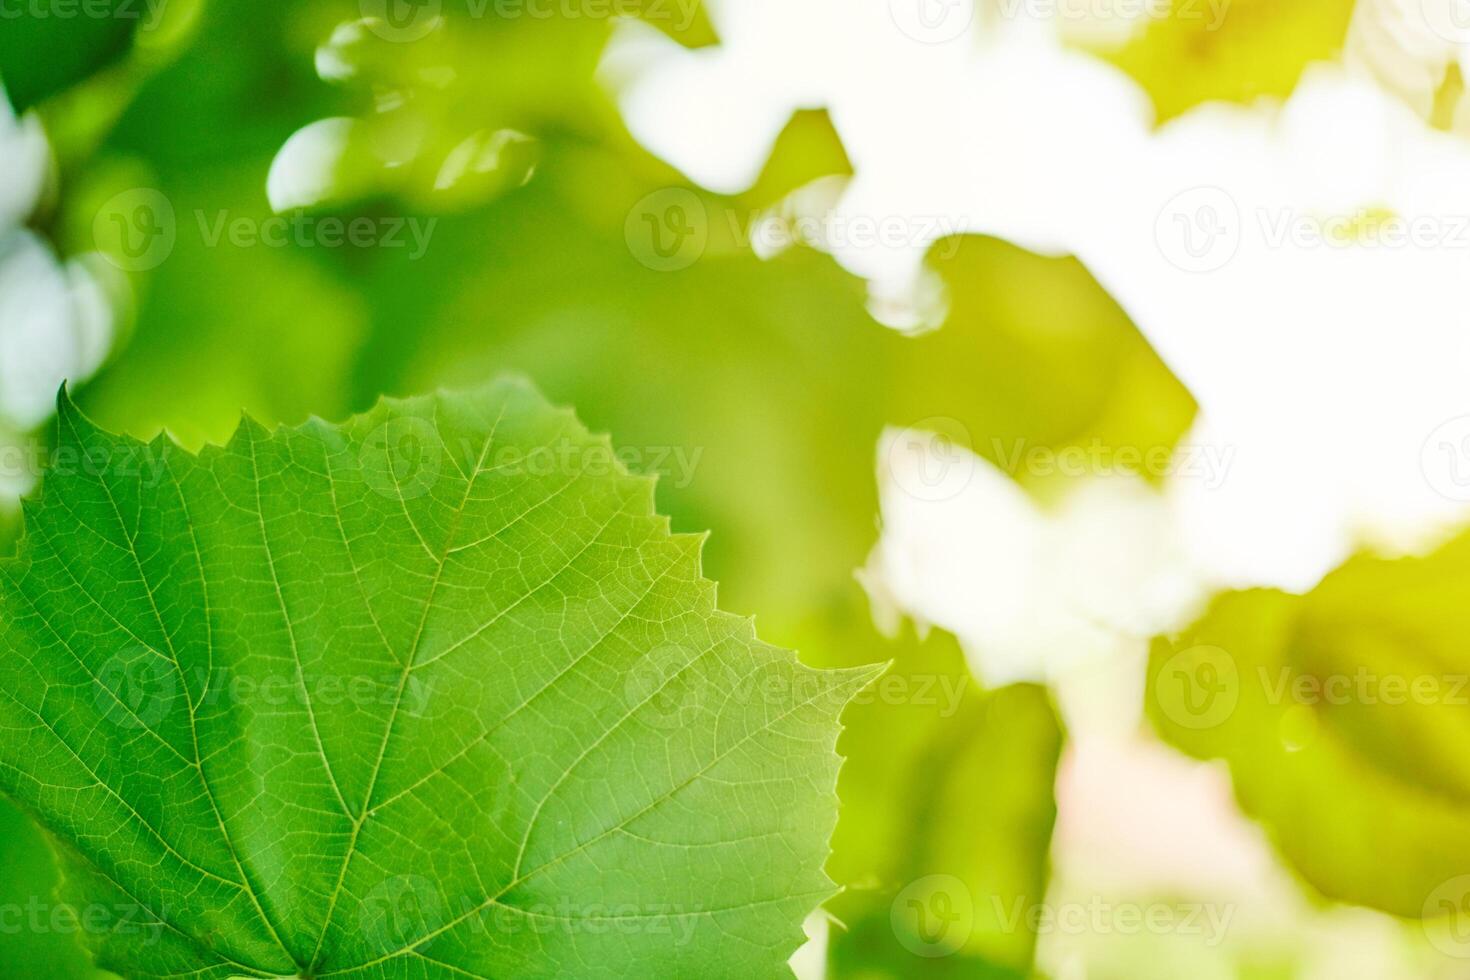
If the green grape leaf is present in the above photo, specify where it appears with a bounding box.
[0,380,874,979]
[1148,530,1470,919]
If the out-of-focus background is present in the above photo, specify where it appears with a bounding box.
[5,0,1470,976]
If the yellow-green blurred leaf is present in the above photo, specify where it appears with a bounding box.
[1149,531,1470,917]
[1098,0,1355,123]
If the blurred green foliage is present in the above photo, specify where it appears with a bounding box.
[828,629,1062,978]
[44,0,1194,646]
[13,0,1439,975]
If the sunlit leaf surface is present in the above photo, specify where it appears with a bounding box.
[0,382,872,978]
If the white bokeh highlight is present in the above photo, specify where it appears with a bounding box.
[605,1,1470,599]
[0,96,123,506]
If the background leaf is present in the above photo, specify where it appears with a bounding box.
[1148,530,1470,917]
[0,1,136,113]
[826,629,1062,979]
